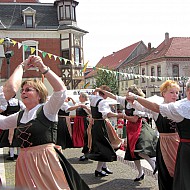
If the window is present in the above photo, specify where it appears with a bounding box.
[75,47,80,64]
[24,45,36,59]
[59,6,63,20]
[65,5,71,19]
[26,15,33,28]
[142,68,145,83]
[72,6,76,20]
[62,50,70,64]
[157,65,161,81]
[151,66,155,82]
[22,40,38,61]
[172,65,179,79]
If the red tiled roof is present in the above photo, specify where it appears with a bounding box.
[85,69,97,79]
[96,41,141,70]
[141,37,190,62]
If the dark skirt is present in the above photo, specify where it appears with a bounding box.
[57,117,73,149]
[125,121,157,161]
[0,129,19,148]
[156,139,173,190]
[87,120,117,162]
[55,147,90,190]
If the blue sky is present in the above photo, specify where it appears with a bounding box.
[40,0,190,66]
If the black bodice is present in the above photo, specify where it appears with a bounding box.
[76,103,89,117]
[176,118,190,139]
[1,102,20,116]
[15,106,57,148]
[58,109,69,116]
[155,113,177,133]
[91,99,103,119]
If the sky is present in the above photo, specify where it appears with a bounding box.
[40,0,190,67]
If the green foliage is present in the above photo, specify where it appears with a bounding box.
[93,69,118,94]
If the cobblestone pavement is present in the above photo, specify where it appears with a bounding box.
[3,147,159,190]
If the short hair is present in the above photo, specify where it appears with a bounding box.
[127,85,145,97]
[160,80,180,96]
[21,79,48,103]
[186,79,190,90]
[79,92,88,101]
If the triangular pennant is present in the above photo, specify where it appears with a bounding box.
[18,42,22,49]
[11,40,17,46]
[23,45,28,52]
[0,38,4,44]
[48,53,52,59]
[30,47,36,54]
[42,52,47,58]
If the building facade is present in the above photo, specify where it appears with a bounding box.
[0,0,88,91]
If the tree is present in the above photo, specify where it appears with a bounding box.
[93,69,118,94]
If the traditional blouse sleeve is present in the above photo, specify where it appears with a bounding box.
[116,96,125,108]
[0,112,18,130]
[98,100,113,119]
[159,103,184,122]
[60,102,70,113]
[0,86,8,111]
[44,90,67,121]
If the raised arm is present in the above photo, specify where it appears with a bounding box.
[30,55,66,92]
[95,88,116,100]
[126,93,160,113]
[3,59,29,100]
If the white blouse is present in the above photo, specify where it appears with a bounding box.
[0,86,8,111]
[160,98,190,123]
[116,95,149,117]
[0,90,66,130]
[89,95,113,119]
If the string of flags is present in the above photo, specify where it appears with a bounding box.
[0,38,87,69]
[0,38,189,81]
[92,67,189,82]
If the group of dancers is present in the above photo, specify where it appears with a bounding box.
[0,55,189,190]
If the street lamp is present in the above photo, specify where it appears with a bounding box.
[3,37,14,78]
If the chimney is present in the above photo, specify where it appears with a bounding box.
[165,32,169,45]
[148,43,151,52]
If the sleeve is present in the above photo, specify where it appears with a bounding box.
[116,96,126,108]
[61,102,71,113]
[0,86,8,111]
[19,100,26,110]
[98,100,112,119]
[0,112,18,130]
[43,90,67,121]
[159,103,184,122]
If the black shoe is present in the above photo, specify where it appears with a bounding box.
[14,154,18,159]
[79,155,88,161]
[102,167,113,174]
[134,173,145,182]
[6,156,15,161]
[95,170,108,177]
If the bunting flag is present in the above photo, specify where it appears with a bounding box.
[83,82,90,89]
[82,61,89,72]
[2,38,189,82]
[0,38,4,45]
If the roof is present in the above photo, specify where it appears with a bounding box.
[95,41,141,70]
[141,37,190,62]
[0,2,87,33]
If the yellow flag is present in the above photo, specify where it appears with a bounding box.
[0,38,4,45]
[82,61,89,72]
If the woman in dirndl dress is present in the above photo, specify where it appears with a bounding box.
[0,55,89,190]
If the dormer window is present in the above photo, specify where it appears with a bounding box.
[22,7,36,28]
[26,15,33,28]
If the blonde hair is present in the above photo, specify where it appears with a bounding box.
[21,79,48,103]
[160,80,180,96]
[127,85,145,97]
[79,92,88,101]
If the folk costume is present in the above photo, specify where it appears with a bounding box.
[57,102,73,149]
[159,98,190,190]
[0,91,90,190]
[116,96,157,161]
[72,102,89,155]
[87,95,117,162]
